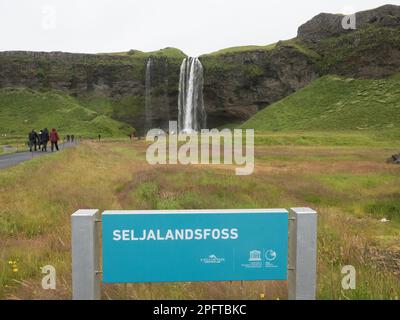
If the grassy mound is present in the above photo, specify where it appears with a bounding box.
[242,74,400,131]
[0,88,134,138]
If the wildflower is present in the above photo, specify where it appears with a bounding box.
[12,268,18,273]
[260,293,265,299]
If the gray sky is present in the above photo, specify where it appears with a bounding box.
[0,0,397,56]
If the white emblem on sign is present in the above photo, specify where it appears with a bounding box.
[249,250,262,262]
[200,254,225,264]
[265,249,277,261]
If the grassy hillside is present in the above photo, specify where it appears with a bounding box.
[242,74,400,131]
[0,88,134,138]
[202,39,319,60]
[100,47,186,59]
[126,47,187,59]
[204,43,276,57]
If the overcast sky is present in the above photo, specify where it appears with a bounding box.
[0,0,397,56]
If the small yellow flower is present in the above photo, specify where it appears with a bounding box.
[12,268,18,273]
[260,293,265,299]
[8,261,12,264]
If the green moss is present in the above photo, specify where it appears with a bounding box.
[201,38,320,61]
[101,47,186,59]
[280,39,321,60]
[202,43,276,57]
[111,95,145,123]
[315,26,400,74]
[127,47,187,59]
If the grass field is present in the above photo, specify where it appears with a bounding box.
[0,131,399,300]
[242,74,400,131]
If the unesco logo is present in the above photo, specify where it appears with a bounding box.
[248,249,277,262]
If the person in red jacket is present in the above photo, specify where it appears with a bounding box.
[50,128,60,152]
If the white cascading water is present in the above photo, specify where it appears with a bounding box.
[145,58,152,132]
[178,57,206,133]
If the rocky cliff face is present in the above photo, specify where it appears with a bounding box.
[0,51,142,96]
[297,4,400,78]
[298,4,400,43]
[200,44,319,128]
[0,5,399,132]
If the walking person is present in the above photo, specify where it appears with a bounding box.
[98,134,101,141]
[28,129,39,152]
[71,134,75,143]
[66,134,70,143]
[50,128,60,152]
[37,130,43,151]
[41,128,49,152]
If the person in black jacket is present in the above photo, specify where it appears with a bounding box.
[28,129,39,152]
[41,128,49,152]
[37,130,43,151]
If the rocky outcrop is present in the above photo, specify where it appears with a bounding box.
[298,13,348,44]
[298,4,400,43]
[297,5,400,79]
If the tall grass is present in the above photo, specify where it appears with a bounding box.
[0,137,399,299]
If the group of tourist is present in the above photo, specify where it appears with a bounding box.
[28,128,61,152]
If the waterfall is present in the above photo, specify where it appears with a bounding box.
[178,57,206,133]
[145,58,153,132]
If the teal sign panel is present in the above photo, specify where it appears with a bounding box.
[102,209,288,283]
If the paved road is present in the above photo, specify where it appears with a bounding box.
[0,142,78,170]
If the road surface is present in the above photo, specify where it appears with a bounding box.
[0,142,77,170]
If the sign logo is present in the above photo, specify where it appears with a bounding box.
[200,254,225,264]
[249,250,262,262]
[265,249,277,261]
